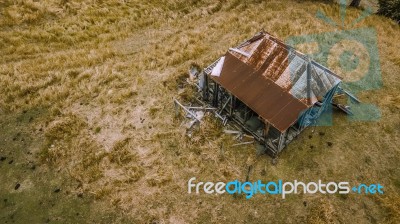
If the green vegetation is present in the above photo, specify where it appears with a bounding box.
[378,0,400,23]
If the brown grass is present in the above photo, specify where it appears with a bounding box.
[0,0,399,223]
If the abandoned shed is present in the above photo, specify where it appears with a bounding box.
[197,31,345,156]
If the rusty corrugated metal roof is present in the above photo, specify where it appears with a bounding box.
[211,53,308,132]
[233,33,342,106]
[209,32,341,132]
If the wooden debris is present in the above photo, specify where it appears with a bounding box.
[232,141,254,147]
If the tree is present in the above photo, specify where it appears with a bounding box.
[378,0,400,23]
[349,0,361,7]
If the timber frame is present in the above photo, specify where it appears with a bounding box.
[200,69,340,157]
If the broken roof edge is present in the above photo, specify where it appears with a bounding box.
[311,60,343,80]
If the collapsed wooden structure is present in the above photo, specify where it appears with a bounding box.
[196,31,346,156]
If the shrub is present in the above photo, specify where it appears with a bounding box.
[378,0,400,23]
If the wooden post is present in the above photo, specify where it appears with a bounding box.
[277,131,287,152]
[202,72,208,101]
[229,96,234,116]
[306,60,312,105]
[213,83,219,107]
[264,122,271,138]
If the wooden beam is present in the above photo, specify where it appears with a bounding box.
[264,122,271,138]
[307,60,312,105]
[173,99,202,122]
[277,131,287,152]
[232,141,254,147]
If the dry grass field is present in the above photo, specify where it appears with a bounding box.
[0,0,399,223]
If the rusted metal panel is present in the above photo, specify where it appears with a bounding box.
[228,33,341,106]
[231,33,265,63]
[248,38,277,70]
[210,53,308,132]
[211,53,255,90]
[269,99,308,132]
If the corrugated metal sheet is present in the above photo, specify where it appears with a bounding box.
[233,33,342,106]
[211,53,308,132]
[210,32,341,132]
